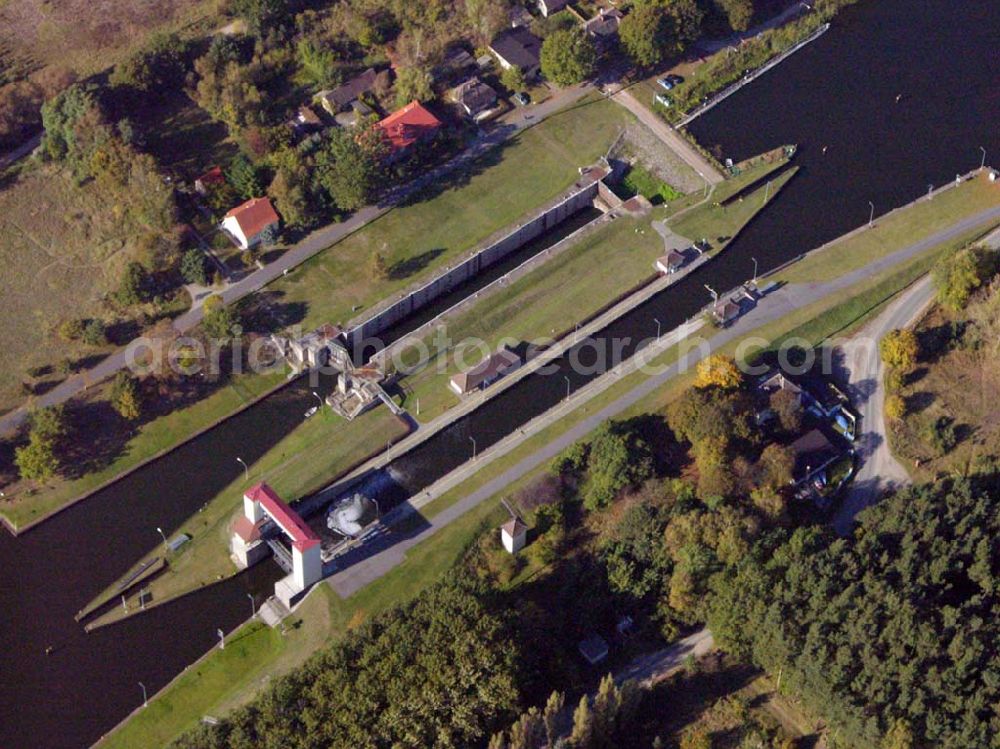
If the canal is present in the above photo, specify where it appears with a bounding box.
[3,1,999,746]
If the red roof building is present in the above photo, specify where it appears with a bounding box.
[222,197,281,250]
[244,482,320,552]
[194,166,225,195]
[375,101,442,156]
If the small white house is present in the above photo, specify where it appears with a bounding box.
[500,517,528,554]
[221,197,281,250]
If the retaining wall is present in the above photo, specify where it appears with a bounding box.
[345,178,602,348]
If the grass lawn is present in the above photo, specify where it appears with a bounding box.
[84,403,409,626]
[96,584,335,749]
[398,161,797,424]
[1,369,287,531]
[775,172,1000,284]
[266,96,634,332]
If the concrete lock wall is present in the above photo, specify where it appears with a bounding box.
[345,179,602,347]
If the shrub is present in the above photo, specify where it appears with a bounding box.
[58,318,86,341]
[885,394,906,421]
[82,319,107,346]
[920,416,956,456]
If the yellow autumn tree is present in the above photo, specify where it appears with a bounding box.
[880,329,919,371]
[694,354,743,389]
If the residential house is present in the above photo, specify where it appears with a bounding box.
[578,633,610,665]
[221,197,280,250]
[433,47,477,83]
[194,166,225,195]
[316,68,378,116]
[655,248,687,275]
[713,297,742,326]
[295,105,322,128]
[449,346,522,395]
[375,100,443,159]
[789,428,841,488]
[335,99,374,128]
[452,77,499,119]
[538,0,569,17]
[584,8,623,48]
[500,517,528,554]
[490,27,543,79]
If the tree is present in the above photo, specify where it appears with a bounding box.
[110,33,187,95]
[543,691,565,747]
[116,261,150,307]
[227,153,263,200]
[82,319,107,346]
[570,695,594,749]
[694,354,742,389]
[180,248,209,286]
[619,0,704,68]
[394,67,434,108]
[769,388,802,432]
[932,247,988,312]
[296,39,339,88]
[540,28,597,87]
[715,0,754,32]
[319,125,385,212]
[882,719,914,749]
[466,0,509,46]
[885,393,906,421]
[501,64,527,93]
[201,296,239,340]
[110,372,142,421]
[267,168,312,228]
[879,329,919,371]
[15,407,67,482]
[583,421,654,510]
[233,0,289,35]
[679,728,712,749]
[757,443,794,489]
[58,318,86,342]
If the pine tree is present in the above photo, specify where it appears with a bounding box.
[488,731,508,749]
[570,695,593,749]
[592,674,621,747]
[543,690,565,747]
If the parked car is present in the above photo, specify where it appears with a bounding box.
[656,77,675,90]
[513,92,530,106]
[666,74,684,85]
[654,93,672,107]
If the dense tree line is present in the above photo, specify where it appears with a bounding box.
[709,477,1000,748]
[172,578,523,749]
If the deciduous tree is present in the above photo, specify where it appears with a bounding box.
[879,329,918,370]
[540,27,597,87]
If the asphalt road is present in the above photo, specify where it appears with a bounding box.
[831,277,932,535]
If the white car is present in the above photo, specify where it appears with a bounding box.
[654,93,672,107]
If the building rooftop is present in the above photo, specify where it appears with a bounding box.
[788,429,839,482]
[318,67,378,111]
[224,197,280,241]
[451,347,522,393]
[501,517,528,538]
[245,483,320,552]
[376,100,443,153]
[490,27,543,71]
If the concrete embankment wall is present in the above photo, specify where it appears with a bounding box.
[345,179,601,347]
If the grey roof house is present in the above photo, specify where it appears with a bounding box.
[490,27,543,78]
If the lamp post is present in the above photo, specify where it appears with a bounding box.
[564,375,572,401]
[156,527,168,549]
[469,436,477,461]
[236,457,248,482]
[139,682,148,708]
[217,628,225,650]
[868,201,875,228]
[247,593,256,619]
[752,257,758,283]
[980,146,987,170]
[311,391,323,409]
[654,318,662,341]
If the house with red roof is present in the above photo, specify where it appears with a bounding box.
[232,483,323,601]
[375,101,442,159]
[194,166,225,195]
[221,196,281,250]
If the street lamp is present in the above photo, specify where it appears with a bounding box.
[980,146,987,170]
[868,200,875,228]
[654,318,662,341]
[156,527,168,548]
[139,682,148,708]
[752,256,759,282]
[469,436,477,461]
[311,391,323,408]
[236,457,248,482]
[247,593,256,619]
[217,628,225,650]
[564,375,572,401]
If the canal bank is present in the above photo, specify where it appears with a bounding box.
[5,2,1000,746]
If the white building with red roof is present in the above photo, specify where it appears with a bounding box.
[375,100,442,158]
[221,196,281,250]
[232,482,322,601]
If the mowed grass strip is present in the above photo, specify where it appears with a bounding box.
[269,97,634,331]
[776,172,1000,283]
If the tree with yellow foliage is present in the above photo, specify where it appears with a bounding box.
[879,329,919,371]
[694,354,743,389]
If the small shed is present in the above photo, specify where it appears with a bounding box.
[578,633,610,665]
[500,516,528,554]
[655,249,687,275]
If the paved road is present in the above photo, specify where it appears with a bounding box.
[325,202,1000,597]
[831,277,931,535]
[0,83,593,437]
[610,88,725,185]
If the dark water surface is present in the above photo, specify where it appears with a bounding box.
[3,1,998,746]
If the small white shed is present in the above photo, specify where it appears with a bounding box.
[500,517,528,554]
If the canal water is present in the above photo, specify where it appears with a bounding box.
[3,1,999,746]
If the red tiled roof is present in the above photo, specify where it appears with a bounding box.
[245,482,320,552]
[225,197,280,241]
[233,515,264,544]
[196,166,225,185]
[376,101,442,153]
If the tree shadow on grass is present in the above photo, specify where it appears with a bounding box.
[59,399,136,480]
[389,248,445,281]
